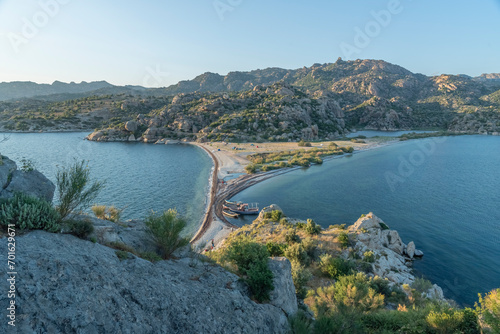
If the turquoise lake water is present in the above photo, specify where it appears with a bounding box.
[0,132,213,236]
[230,135,500,306]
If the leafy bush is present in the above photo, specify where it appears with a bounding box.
[65,218,94,238]
[319,254,354,280]
[363,250,375,263]
[291,261,312,299]
[305,219,321,235]
[311,272,385,316]
[411,277,433,294]
[426,307,480,334]
[284,243,310,266]
[301,237,317,259]
[298,140,312,147]
[477,288,500,333]
[224,237,274,302]
[56,160,105,220]
[271,210,283,222]
[145,209,190,259]
[341,146,354,153]
[337,232,350,249]
[288,310,313,334]
[285,229,301,244]
[266,242,288,256]
[245,163,257,174]
[0,193,60,232]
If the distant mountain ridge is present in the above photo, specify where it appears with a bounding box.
[2,60,499,102]
[0,80,115,101]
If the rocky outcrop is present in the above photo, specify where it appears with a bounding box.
[258,204,283,220]
[125,120,138,132]
[348,213,424,286]
[0,231,289,333]
[268,257,298,316]
[0,156,55,202]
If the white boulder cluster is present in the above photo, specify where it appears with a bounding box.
[348,213,429,287]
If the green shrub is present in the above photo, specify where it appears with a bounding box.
[476,288,500,333]
[246,260,274,302]
[288,310,312,334]
[224,237,274,302]
[279,217,290,226]
[312,272,385,315]
[298,140,312,147]
[285,229,301,244]
[338,232,350,249]
[341,146,354,153]
[426,307,480,334]
[411,277,433,294]
[319,254,354,280]
[305,219,321,235]
[301,237,317,259]
[291,261,312,299]
[0,193,60,232]
[296,222,306,229]
[145,209,190,259]
[266,242,288,256]
[270,210,283,222]
[245,163,257,174]
[363,250,375,263]
[284,243,310,266]
[56,160,105,220]
[66,218,94,238]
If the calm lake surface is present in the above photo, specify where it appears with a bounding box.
[0,132,212,236]
[231,135,500,306]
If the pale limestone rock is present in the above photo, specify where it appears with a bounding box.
[268,257,298,316]
[406,241,416,259]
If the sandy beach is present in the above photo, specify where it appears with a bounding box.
[190,137,398,250]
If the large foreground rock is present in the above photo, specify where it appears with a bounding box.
[0,232,288,334]
[0,156,55,202]
[268,257,298,316]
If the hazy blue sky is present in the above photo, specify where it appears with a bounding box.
[0,0,499,87]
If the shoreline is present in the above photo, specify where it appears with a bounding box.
[189,138,400,248]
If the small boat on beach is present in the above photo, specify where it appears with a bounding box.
[224,199,239,205]
[222,210,239,218]
[224,202,260,215]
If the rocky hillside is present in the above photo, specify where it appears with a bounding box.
[87,82,347,143]
[0,231,293,333]
[1,59,500,138]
